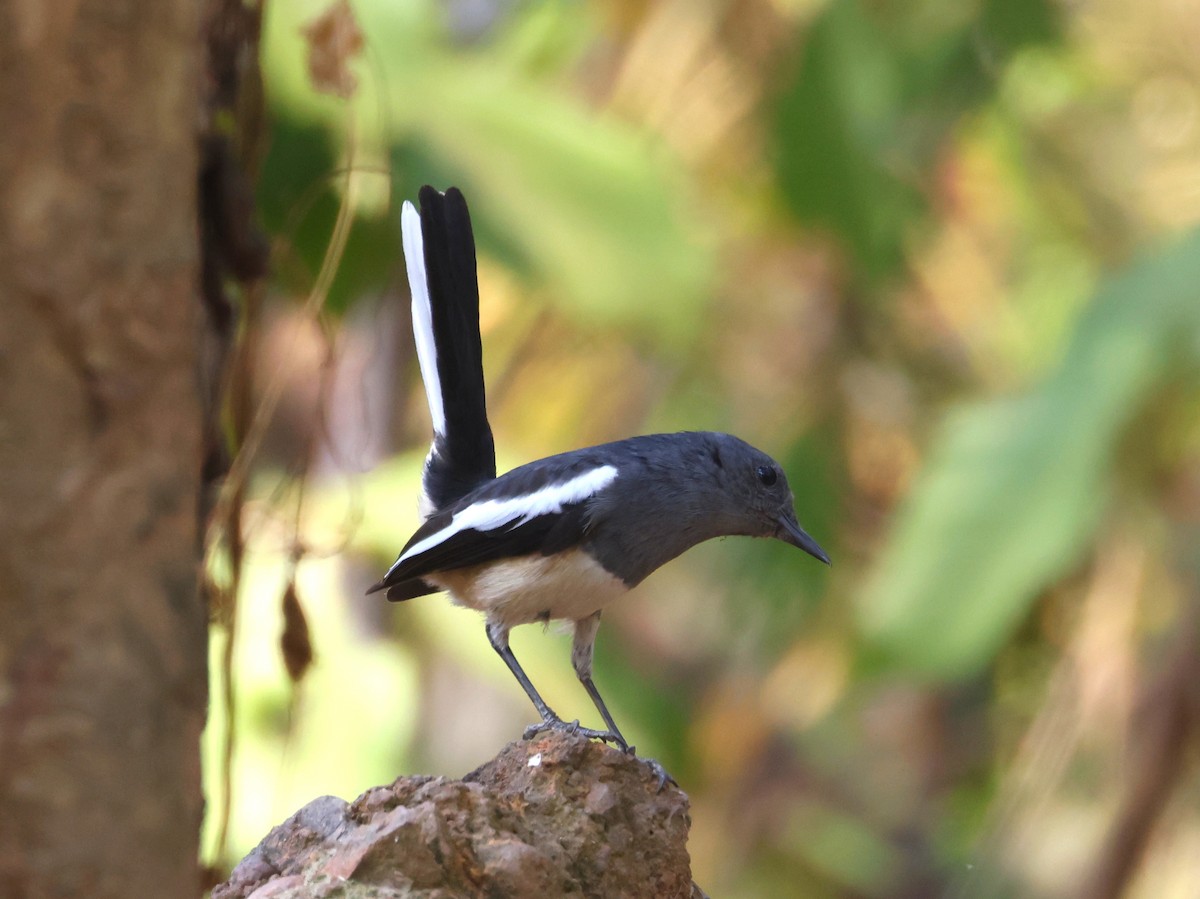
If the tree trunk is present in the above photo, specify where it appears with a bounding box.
[0,2,208,897]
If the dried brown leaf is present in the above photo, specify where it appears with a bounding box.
[281,579,314,683]
[302,0,364,99]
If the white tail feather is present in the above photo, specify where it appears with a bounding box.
[401,200,445,436]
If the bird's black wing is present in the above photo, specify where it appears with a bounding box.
[367,502,591,601]
[367,452,621,601]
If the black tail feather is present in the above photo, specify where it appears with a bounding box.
[415,186,496,509]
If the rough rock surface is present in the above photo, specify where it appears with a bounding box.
[213,732,698,898]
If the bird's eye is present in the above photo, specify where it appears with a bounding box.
[756,465,777,486]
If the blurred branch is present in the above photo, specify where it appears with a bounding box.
[200,0,269,874]
[1077,588,1200,899]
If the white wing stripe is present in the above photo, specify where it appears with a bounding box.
[389,465,619,573]
[401,200,446,436]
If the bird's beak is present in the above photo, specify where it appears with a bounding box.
[776,513,831,565]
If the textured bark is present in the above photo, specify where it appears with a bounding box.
[214,733,700,899]
[0,2,208,897]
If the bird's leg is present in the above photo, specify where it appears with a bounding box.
[486,620,558,723]
[572,613,630,751]
[572,615,676,789]
[579,676,633,748]
[485,620,612,744]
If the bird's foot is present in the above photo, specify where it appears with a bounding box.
[523,716,624,747]
[613,740,676,790]
[637,755,677,792]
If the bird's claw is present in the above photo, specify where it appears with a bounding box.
[523,716,623,746]
[640,756,677,791]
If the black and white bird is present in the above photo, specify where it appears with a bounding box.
[369,186,829,766]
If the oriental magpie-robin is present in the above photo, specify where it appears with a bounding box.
[368,186,829,765]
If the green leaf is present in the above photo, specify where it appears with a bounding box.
[774,0,919,280]
[858,228,1200,680]
[773,0,1062,281]
[406,65,713,346]
[261,0,713,345]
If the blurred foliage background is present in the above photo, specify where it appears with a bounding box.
[202,0,1200,896]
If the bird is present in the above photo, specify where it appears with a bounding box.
[368,185,830,775]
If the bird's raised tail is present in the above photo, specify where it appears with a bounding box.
[402,186,496,515]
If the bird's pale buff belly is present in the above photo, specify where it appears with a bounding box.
[427,548,628,629]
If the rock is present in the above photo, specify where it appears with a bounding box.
[213,732,698,898]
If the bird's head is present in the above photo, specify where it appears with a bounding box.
[706,434,830,565]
